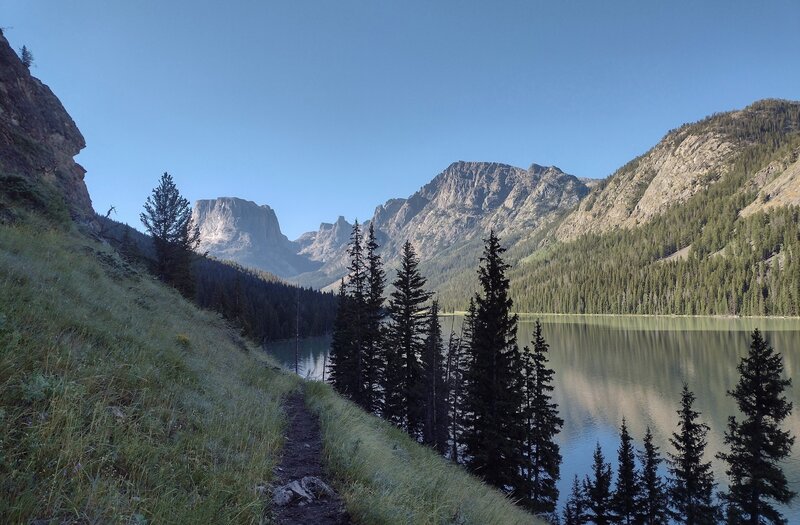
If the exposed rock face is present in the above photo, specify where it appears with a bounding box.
[740,147,800,217]
[193,197,320,278]
[292,161,587,288]
[557,131,737,240]
[295,216,353,263]
[0,29,92,219]
[372,161,587,261]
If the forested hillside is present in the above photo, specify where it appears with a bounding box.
[435,100,800,315]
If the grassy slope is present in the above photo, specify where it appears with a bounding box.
[0,211,541,524]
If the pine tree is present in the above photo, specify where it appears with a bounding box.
[328,281,355,396]
[613,418,640,524]
[140,172,199,295]
[19,45,33,68]
[668,384,718,524]
[718,329,796,525]
[446,298,473,463]
[362,223,386,414]
[345,221,368,408]
[519,320,563,515]
[637,427,669,525]
[383,240,431,435]
[421,300,449,453]
[462,231,524,493]
[584,443,616,525]
[563,475,589,525]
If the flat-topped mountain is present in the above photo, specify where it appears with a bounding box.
[193,197,321,277]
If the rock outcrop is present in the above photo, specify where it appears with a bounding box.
[193,197,320,278]
[0,29,92,220]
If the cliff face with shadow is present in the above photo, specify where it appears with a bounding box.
[0,30,92,221]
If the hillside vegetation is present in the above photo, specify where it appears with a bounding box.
[0,193,540,524]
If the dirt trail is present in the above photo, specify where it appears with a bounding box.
[273,391,350,525]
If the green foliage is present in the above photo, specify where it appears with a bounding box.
[420,301,449,454]
[668,385,719,524]
[637,427,669,524]
[18,45,33,68]
[305,381,545,525]
[0,219,299,523]
[613,419,640,524]
[718,329,796,524]
[583,443,615,525]
[0,173,70,226]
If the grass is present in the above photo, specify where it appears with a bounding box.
[305,382,544,525]
[0,215,299,524]
[0,206,542,524]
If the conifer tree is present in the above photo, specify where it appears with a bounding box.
[462,231,524,493]
[383,240,431,435]
[361,223,386,414]
[519,320,563,515]
[328,281,355,396]
[421,300,449,453]
[563,475,589,525]
[140,172,199,295]
[584,443,616,525]
[19,45,33,68]
[345,221,367,407]
[638,426,669,525]
[718,329,795,524]
[668,384,718,524]
[446,298,474,463]
[613,418,640,524]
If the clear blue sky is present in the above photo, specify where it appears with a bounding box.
[4,1,799,239]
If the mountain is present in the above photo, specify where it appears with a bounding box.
[193,197,321,278]
[0,29,92,222]
[194,162,588,288]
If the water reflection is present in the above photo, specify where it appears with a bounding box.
[265,315,800,519]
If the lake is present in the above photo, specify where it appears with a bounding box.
[265,314,800,519]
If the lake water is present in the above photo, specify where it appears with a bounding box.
[265,314,800,519]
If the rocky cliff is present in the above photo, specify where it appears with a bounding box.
[0,29,92,220]
[193,197,321,277]
[557,100,800,240]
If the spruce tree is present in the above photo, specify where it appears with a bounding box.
[328,281,355,397]
[668,384,718,524]
[447,298,474,463]
[462,231,524,493]
[345,221,367,407]
[638,426,669,525]
[613,418,640,524]
[421,300,449,453]
[584,443,616,525]
[362,223,386,414]
[19,45,33,68]
[563,475,589,525]
[519,320,563,515]
[140,172,200,295]
[718,329,795,524]
[383,240,431,435]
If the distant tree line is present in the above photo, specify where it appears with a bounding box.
[434,102,800,317]
[329,225,796,524]
[99,173,337,342]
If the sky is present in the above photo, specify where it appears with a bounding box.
[3,1,800,239]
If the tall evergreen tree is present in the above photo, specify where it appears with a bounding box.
[345,221,367,407]
[361,223,386,414]
[638,426,669,525]
[462,231,524,493]
[718,329,796,525]
[328,280,356,396]
[519,320,563,515]
[668,384,718,525]
[421,300,449,453]
[446,298,474,463]
[584,443,616,525]
[613,418,640,524]
[140,172,200,295]
[383,240,431,435]
[563,475,589,525]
